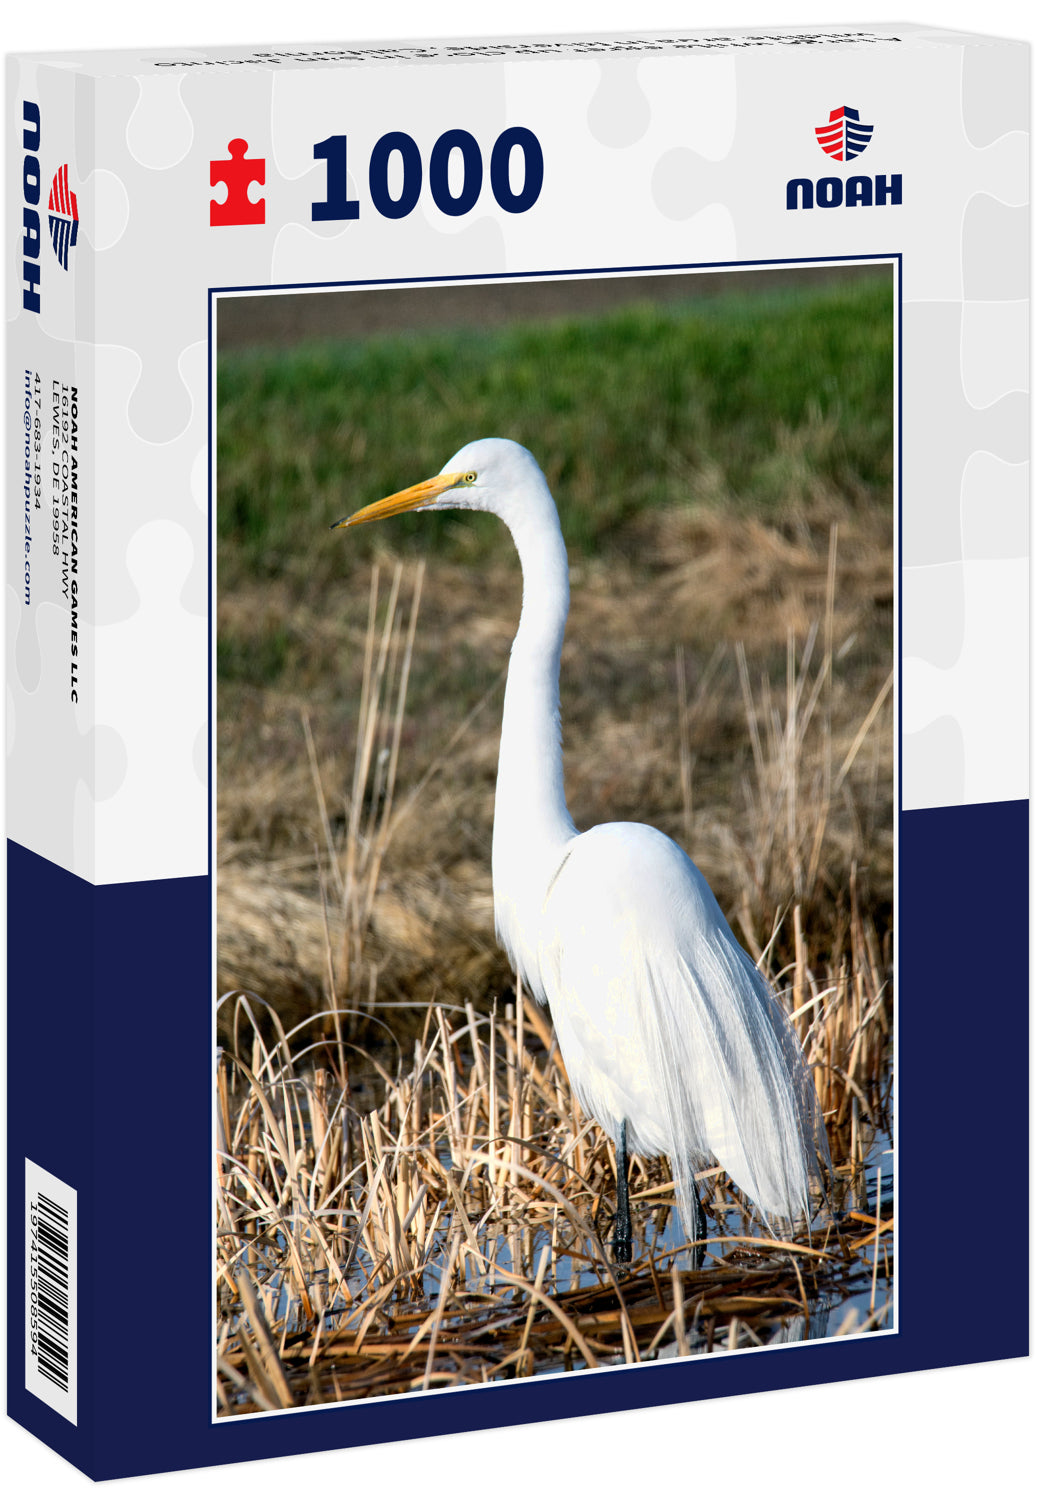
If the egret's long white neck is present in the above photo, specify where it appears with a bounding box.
[492,498,577,907]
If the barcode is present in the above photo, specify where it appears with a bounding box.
[25,1159,77,1425]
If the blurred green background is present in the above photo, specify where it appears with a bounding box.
[218,268,893,593]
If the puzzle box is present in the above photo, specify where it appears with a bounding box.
[6,22,1029,1481]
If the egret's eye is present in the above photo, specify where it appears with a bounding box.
[464,471,477,484]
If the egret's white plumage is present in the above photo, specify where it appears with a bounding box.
[337,437,827,1255]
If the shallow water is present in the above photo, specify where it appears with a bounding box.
[272,1119,894,1371]
[218,1026,894,1412]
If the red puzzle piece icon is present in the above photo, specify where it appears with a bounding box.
[210,139,265,227]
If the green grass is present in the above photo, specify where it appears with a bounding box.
[217,274,893,592]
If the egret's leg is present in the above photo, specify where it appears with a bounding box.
[688,1170,707,1269]
[613,1120,632,1263]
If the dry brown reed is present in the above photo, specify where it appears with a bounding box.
[217,538,893,1413]
[216,954,891,1413]
[696,524,894,961]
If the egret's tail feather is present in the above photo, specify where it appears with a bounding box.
[644,936,828,1230]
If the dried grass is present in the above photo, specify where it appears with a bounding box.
[216,959,891,1413]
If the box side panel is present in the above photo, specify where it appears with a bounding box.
[6,57,96,1477]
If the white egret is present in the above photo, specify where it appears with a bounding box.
[334,437,828,1263]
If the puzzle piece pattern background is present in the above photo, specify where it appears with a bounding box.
[6,26,1029,884]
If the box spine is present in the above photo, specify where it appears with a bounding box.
[7,56,96,1475]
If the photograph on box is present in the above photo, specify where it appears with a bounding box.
[214,261,894,1413]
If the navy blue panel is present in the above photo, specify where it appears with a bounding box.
[7,844,98,1474]
[7,797,1030,1479]
[896,798,1030,1368]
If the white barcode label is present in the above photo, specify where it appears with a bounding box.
[25,1159,77,1425]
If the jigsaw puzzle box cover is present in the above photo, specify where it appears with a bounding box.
[5,21,1029,1482]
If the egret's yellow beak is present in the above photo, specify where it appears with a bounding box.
[330,470,470,530]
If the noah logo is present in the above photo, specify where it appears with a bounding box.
[815,105,874,163]
[787,103,901,210]
[48,164,79,269]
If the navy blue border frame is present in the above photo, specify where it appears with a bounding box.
[7,255,1029,1480]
